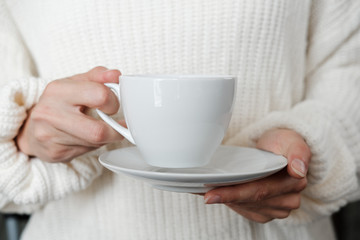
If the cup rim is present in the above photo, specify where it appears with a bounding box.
[120,74,236,81]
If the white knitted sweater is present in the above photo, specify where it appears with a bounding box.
[1,0,360,239]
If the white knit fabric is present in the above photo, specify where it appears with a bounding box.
[1,0,360,239]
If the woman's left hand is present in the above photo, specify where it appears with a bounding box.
[204,129,311,223]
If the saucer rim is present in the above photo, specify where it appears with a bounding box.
[99,146,288,181]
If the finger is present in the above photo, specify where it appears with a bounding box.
[32,102,124,145]
[51,79,120,115]
[256,129,311,179]
[68,115,123,144]
[72,81,119,115]
[31,120,98,148]
[37,142,96,163]
[102,69,121,83]
[193,193,205,196]
[245,206,291,220]
[60,145,98,162]
[70,66,107,81]
[44,111,123,145]
[261,193,301,210]
[204,170,306,204]
[71,66,121,83]
[59,119,127,147]
[118,119,127,128]
[239,193,301,210]
[286,141,311,179]
[225,204,273,223]
[42,123,105,148]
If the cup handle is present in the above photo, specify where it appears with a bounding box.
[95,83,136,145]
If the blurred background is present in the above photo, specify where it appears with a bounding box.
[0,214,28,240]
[1,201,360,240]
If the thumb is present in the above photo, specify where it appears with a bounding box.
[256,129,311,179]
[286,141,311,179]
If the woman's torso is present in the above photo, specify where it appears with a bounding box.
[4,0,335,239]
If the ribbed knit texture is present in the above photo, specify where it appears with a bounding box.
[0,0,359,239]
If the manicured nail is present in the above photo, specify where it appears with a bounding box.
[205,195,221,204]
[291,158,306,177]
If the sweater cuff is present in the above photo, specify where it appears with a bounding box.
[225,100,359,224]
[0,78,103,213]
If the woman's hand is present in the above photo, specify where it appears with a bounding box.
[16,66,123,163]
[204,129,311,223]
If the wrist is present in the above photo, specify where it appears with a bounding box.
[15,120,34,157]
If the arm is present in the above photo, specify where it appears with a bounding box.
[0,2,121,214]
[205,0,360,224]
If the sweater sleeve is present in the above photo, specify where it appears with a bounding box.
[225,0,360,224]
[0,1,103,214]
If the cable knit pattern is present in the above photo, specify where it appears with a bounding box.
[0,77,104,211]
[0,1,103,212]
[0,0,359,239]
[226,0,360,223]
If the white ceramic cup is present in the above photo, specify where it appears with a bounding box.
[96,75,236,168]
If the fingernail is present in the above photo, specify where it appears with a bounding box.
[291,158,306,177]
[205,195,221,204]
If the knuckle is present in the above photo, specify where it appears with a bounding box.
[293,143,312,162]
[295,178,308,192]
[44,80,62,95]
[297,142,310,154]
[253,187,268,202]
[30,108,43,122]
[47,148,67,162]
[31,105,52,122]
[47,152,60,162]
[278,211,291,219]
[33,127,50,142]
[89,123,108,144]
[91,66,107,72]
[292,195,301,210]
[282,194,302,210]
[255,216,272,224]
[111,95,120,111]
[94,85,111,106]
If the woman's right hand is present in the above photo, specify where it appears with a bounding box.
[16,66,124,163]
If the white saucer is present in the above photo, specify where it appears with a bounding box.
[99,146,287,193]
